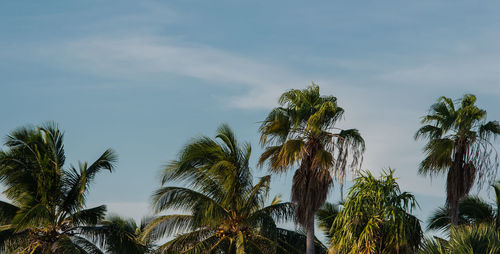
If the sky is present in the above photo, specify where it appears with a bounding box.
[1,0,500,238]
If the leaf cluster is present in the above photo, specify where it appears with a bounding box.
[329,169,423,254]
[0,123,117,253]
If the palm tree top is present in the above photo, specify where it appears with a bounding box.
[329,169,423,253]
[159,123,254,212]
[258,84,365,174]
[144,124,308,253]
[0,122,117,253]
[260,84,360,144]
[416,94,499,141]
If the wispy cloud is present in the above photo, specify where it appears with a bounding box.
[35,33,499,198]
[42,36,315,109]
[39,29,500,110]
[378,58,500,95]
[375,33,500,96]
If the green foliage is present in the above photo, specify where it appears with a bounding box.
[143,124,323,253]
[420,223,500,254]
[329,169,423,254]
[0,123,117,253]
[316,202,341,239]
[415,94,500,224]
[427,180,500,233]
[427,197,495,233]
[82,215,154,254]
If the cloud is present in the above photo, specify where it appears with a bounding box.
[375,36,500,96]
[41,36,313,109]
[40,30,500,111]
[378,59,500,95]
[32,28,500,200]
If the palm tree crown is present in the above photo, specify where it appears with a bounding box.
[258,84,365,254]
[84,215,154,254]
[415,94,500,224]
[142,124,314,253]
[0,123,117,253]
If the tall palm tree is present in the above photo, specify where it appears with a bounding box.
[0,123,117,253]
[143,124,321,253]
[329,170,423,254]
[258,84,365,254]
[415,94,500,224]
[427,181,500,233]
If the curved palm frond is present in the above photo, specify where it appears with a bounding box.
[141,214,194,241]
[61,149,116,214]
[68,205,107,227]
[316,202,340,239]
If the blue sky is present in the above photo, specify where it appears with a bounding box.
[1,0,500,237]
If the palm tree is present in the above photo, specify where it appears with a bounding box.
[329,170,423,254]
[258,84,365,254]
[83,215,155,254]
[143,124,322,253]
[419,223,500,254]
[0,123,117,253]
[415,94,500,224]
[427,181,500,233]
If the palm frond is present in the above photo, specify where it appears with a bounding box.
[151,186,227,217]
[156,228,216,254]
[70,236,104,254]
[141,214,194,241]
[0,201,19,224]
[241,175,271,213]
[316,202,340,238]
[330,169,422,253]
[68,205,107,226]
[249,202,296,228]
[11,203,51,232]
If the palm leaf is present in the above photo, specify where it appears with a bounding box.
[68,205,107,226]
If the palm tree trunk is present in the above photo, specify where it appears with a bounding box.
[450,201,459,225]
[340,182,344,201]
[306,215,315,254]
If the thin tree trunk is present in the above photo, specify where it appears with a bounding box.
[340,182,344,201]
[450,201,459,225]
[306,215,315,254]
